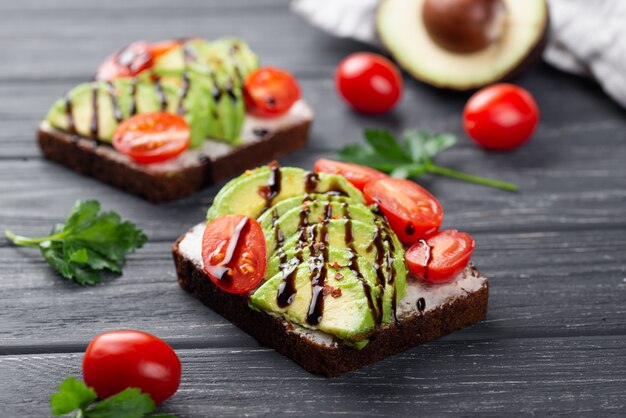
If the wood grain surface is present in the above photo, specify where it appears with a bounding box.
[1,0,625,416]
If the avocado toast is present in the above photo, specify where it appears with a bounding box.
[38,38,313,202]
[172,163,488,376]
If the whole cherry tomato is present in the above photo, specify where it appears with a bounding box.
[83,330,181,404]
[363,178,443,245]
[244,67,301,118]
[314,159,388,192]
[202,215,267,294]
[112,112,190,164]
[463,83,539,151]
[406,229,475,283]
[335,52,402,114]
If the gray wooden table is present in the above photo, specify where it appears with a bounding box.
[1,0,625,416]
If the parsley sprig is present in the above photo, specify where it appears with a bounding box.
[50,377,175,418]
[5,200,147,285]
[338,129,518,192]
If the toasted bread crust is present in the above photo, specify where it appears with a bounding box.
[172,233,489,377]
[37,120,311,203]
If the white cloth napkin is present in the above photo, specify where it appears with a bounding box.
[292,0,626,107]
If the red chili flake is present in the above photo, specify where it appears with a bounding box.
[322,285,342,298]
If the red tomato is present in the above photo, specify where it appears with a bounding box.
[95,40,181,81]
[363,178,443,244]
[314,159,388,192]
[244,67,301,117]
[406,230,475,283]
[112,112,190,164]
[83,330,181,404]
[202,215,267,294]
[463,83,539,151]
[335,52,402,114]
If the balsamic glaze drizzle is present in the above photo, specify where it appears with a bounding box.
[343,203,380,324]
[304,172,319,194]
[417,297,426,314]
[90,83,99,138]
[418,239,433,282]
[106,81,123,123]
[64,94,76,134]
[129,78,138,116]
[177,42,193,115]
[154,77,168,111]
[276,195,311,308]
[204,217,249,285]
[305,201,332,325]
[258,163,282,212]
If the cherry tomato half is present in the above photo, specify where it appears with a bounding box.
[406,230,475,283]
[314,159,388,192]
[95,40,182,81]
[202,215,267,294]
[363,178,443,245]
[463,83,539,151]
[83,330,181,404]
[244,67,301,118]
[112,112,190,164]
[335,52,402,114]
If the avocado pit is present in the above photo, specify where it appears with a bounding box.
[422,0,506,53]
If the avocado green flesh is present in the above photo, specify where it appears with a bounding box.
[263,202,377,254]
[206,165,408,344]
[250,263,378,342]
[257,193,362,230]
[206,167,364,221]
[45,38,259,146]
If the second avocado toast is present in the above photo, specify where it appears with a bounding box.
[38,37,313,202]
[173,163,489,376]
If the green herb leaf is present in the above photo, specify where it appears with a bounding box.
[402,130,429,163]
[50,377,97,416]
[363,129,411,163]
[337,144,399,172]
[338,129,518,192]
[5,200,148,285]
[86,388,155,418]
[50,378,176,418]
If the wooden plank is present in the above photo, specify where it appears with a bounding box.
[1,140,625,245]
[1,337,625,416]
[0,0,348,82]
[1,229,624,349]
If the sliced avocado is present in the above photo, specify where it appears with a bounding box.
[257,194,366,230]
[267,219,407,325]
[377,0,548,90]
[250,263,378,342]
[206,167,364,221]
[46,77,180,142]
[153,37,259,83]
[200,37,260,85]
[265,213,376,259]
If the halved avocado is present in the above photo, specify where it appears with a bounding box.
[377,0,548,90]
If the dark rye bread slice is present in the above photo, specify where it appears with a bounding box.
[172,229,489,377]
[37,111,312,203]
